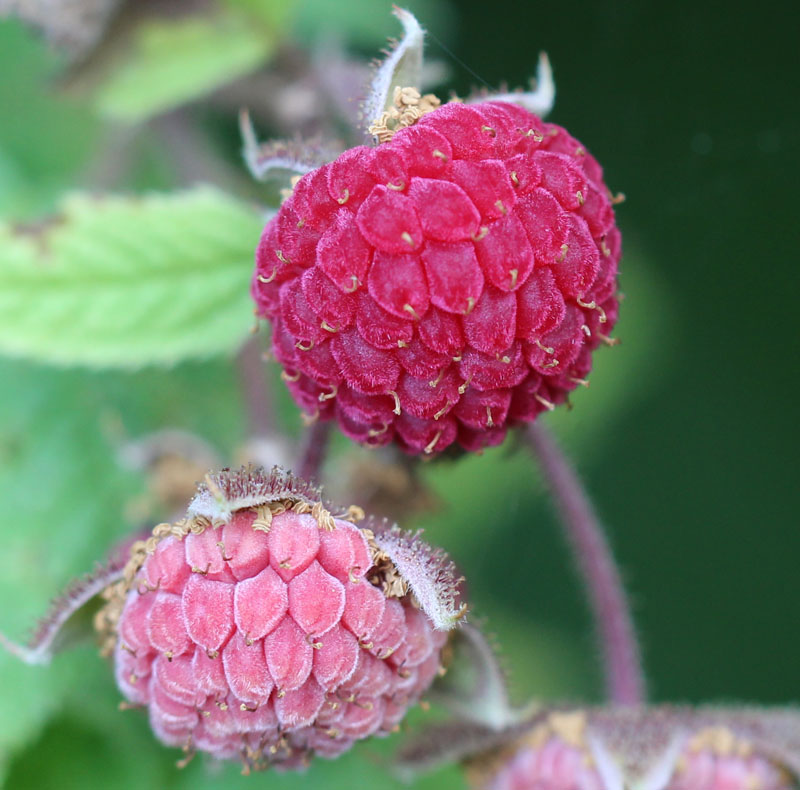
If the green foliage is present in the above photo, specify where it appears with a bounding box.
[0,188,263,368]
[0,22,101,217]
[93,11,277,123]
[292,0,454,48]
[0,360,142,777]
[0,352,252,783]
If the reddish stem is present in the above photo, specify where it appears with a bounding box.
[527,421,645,705]
[296,421,332,483]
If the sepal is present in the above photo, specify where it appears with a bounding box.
[467,52,556,117]
[361,7,426,135]
[0,560,126,665]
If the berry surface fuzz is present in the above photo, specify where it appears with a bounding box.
[254,101,621,455]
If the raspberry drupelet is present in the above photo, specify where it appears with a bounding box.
[253,100,621,456]
[97,467,464,771]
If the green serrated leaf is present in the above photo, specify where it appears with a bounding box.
[0,187,264,368]
[94,13,275,123]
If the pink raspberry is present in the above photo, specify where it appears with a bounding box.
[480,713,604,790]
[100,468,463,771]
[669,727,793,790]
[253,101,621,455]
[479,719,794,790]
[486,738,604,790]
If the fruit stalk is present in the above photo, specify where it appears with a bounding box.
[296,420,332,482]
[527,421,644,705]
[237,336,276,439]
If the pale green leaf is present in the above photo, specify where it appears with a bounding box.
[94,14,274,123]
[0,187,264,368]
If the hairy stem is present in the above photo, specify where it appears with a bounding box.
[526,422,645,705]
[296,421,332,483]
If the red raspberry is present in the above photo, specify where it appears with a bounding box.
[253,101,621,455]
[100,468,462,771]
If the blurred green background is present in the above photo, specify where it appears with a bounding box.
[0,0,797,787]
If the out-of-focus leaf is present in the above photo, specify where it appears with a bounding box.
[225,0,292,29]
[0,21,100,216]
[292,0,453,48]
[4,0,123,61]
[0,360,143,779]
[93,12,276,123]
[0,187,263,368]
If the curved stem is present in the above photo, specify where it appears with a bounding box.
[296,421,332,483]
[526,422,645,705]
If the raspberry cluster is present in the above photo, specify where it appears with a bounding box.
[102,470,451,770]
[254,100,620,455]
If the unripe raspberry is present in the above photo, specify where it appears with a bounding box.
[487,740,603,790]
[97,468,464,771]
[474,714,795,790]
[253,101,621,455]
[670,727,793,790]
[477,712,605,790]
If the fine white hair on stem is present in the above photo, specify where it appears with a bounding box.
[469,52,556,117]
[361,6,425,134]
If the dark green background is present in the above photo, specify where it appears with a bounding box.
[442,0,800,705]
[0,0,798,787]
